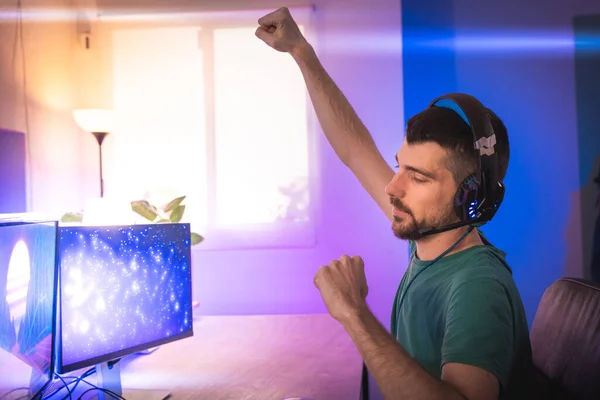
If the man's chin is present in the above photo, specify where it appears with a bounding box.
[394,230,423,241]
[392,223,422,241]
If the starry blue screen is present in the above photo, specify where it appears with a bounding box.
[58,223,193,372]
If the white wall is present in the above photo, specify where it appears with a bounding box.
[0,0,81,215]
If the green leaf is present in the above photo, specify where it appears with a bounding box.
[60,212,84,223]
[164,196,186,213]
[170,205,185,222]
[156,218,171,223]
[131,200,159,221]
[190,232,204,245]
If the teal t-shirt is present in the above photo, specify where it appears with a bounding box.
[389,231,533,398]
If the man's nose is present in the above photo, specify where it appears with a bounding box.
[385,172,406,199]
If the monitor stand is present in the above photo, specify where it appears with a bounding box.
[94,361,171,400]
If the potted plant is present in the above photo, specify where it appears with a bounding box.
[60,195,204,245]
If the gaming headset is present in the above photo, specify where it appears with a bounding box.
[417,93,506,236]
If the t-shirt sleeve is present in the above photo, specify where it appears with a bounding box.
[441,278,514,389]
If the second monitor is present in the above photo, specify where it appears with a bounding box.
[56,222,194,397]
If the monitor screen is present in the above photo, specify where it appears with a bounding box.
[0,220,58,399]
[58,223,193,373]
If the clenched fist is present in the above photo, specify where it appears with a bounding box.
[255,7,309,56]
[314,255,369,323]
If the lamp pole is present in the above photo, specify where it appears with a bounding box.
[91,132,109,198]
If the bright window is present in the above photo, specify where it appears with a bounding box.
[105,10,316,250]
[111,27,209,231]
[212,27,310,227]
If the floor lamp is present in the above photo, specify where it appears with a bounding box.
[73,109,114,198]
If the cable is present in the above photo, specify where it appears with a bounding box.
[40,365,127,400]
[75,379,126,400]
[52,374,72,400]
[40,367,95,400]
[57,368,95,400]
[395,225,475,312]
[42,378,78,399]
[0,388,29,399]
[42,374,88,399]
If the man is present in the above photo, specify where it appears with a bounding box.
[256,7,532,400]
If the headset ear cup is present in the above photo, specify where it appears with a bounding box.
[454,184,469,221]
[454,174,480,221]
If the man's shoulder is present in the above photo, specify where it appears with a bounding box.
[452,243,513,280]
[444,245,520,303]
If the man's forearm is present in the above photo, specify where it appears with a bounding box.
[342,306,467,400]
[291,43,378,165]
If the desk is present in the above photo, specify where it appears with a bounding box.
[118,314,363,400]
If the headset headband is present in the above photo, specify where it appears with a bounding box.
[428,93,503,223]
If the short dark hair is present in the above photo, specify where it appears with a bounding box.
[405,105,510,184]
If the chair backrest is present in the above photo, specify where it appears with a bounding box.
[529,278,600,399]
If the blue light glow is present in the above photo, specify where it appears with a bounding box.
[406,30,600,55]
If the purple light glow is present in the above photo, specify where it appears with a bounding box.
[59,223,193,371]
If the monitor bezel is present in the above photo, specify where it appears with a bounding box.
[56,222,194,375]
[0,219,60,400]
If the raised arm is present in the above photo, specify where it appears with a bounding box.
[255,7,395,221]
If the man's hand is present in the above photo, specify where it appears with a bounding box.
[255,7,309,56]
[314,255,369,323]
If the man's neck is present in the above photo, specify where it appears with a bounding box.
[414,227,484,261]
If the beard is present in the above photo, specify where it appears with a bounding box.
[390,196,456,241]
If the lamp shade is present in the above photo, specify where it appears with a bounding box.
[73,109,114,133]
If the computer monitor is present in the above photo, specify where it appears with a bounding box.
[0,219,59,400]
[56,222,193,399]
